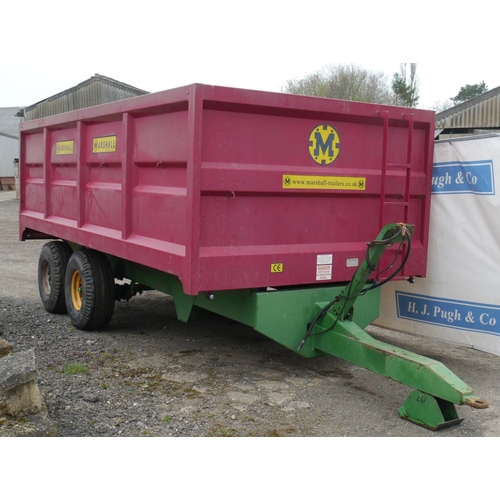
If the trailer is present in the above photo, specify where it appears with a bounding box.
[19,84,488,430]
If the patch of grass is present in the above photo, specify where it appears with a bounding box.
[101,383,109,390]
[96,352,113,367]
[163,416,172,423]
[62,363,88,375]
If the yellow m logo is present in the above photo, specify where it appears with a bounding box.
[308,125,340,165]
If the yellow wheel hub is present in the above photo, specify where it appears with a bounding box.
[70,270,83,311]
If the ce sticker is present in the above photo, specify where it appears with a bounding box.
[271,263,284,274]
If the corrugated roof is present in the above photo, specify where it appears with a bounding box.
[22,74,149,120]
[24,74,148,111]
[436,85,500,129]
[0,131,18,140]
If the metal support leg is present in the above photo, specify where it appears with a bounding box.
[312,309,487,428]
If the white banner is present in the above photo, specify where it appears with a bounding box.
[376,134,500,356]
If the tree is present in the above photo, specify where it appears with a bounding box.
[391,63,419,108]
[282,64,396,105]
[451,81,488,104]
[431,99,454,113]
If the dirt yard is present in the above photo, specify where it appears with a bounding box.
[1,190,499,436]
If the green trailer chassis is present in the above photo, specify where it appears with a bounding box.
[108,223,488,431]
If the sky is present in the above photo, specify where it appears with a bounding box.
[2,1,500,111]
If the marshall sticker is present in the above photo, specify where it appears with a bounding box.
[93,135,117,153]
[55,140,74,155]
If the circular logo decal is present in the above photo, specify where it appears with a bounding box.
[308,125,340,165]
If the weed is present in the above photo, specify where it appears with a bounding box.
[62,363,88,375]
[163,416,172,423]
[101,383,109,390]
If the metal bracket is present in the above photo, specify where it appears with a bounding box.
[398,391,464,431]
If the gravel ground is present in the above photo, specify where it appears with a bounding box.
[1,190,499,437]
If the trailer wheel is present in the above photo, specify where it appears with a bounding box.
[64,249,115,331]
[38,241,72,314]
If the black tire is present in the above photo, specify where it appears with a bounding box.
[64,249,115,331]
[38,241,72,314]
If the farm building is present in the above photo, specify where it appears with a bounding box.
[0,131,18,190]
[17,74,148,121]
[435,85,500,139]
[0,106,21,137]
[0,107,21,189]
[1,74,148,191]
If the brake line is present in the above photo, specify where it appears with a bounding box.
[297,229,412,352]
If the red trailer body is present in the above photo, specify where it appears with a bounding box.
[19,84,434,296]
[20,87,492,431]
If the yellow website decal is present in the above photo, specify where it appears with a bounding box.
[283,175,366,191]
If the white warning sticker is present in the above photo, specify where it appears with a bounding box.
[317,254,333,265]
[316,265,333,281]
[316,254,333,281]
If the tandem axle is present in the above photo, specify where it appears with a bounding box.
[37,223,488,431]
